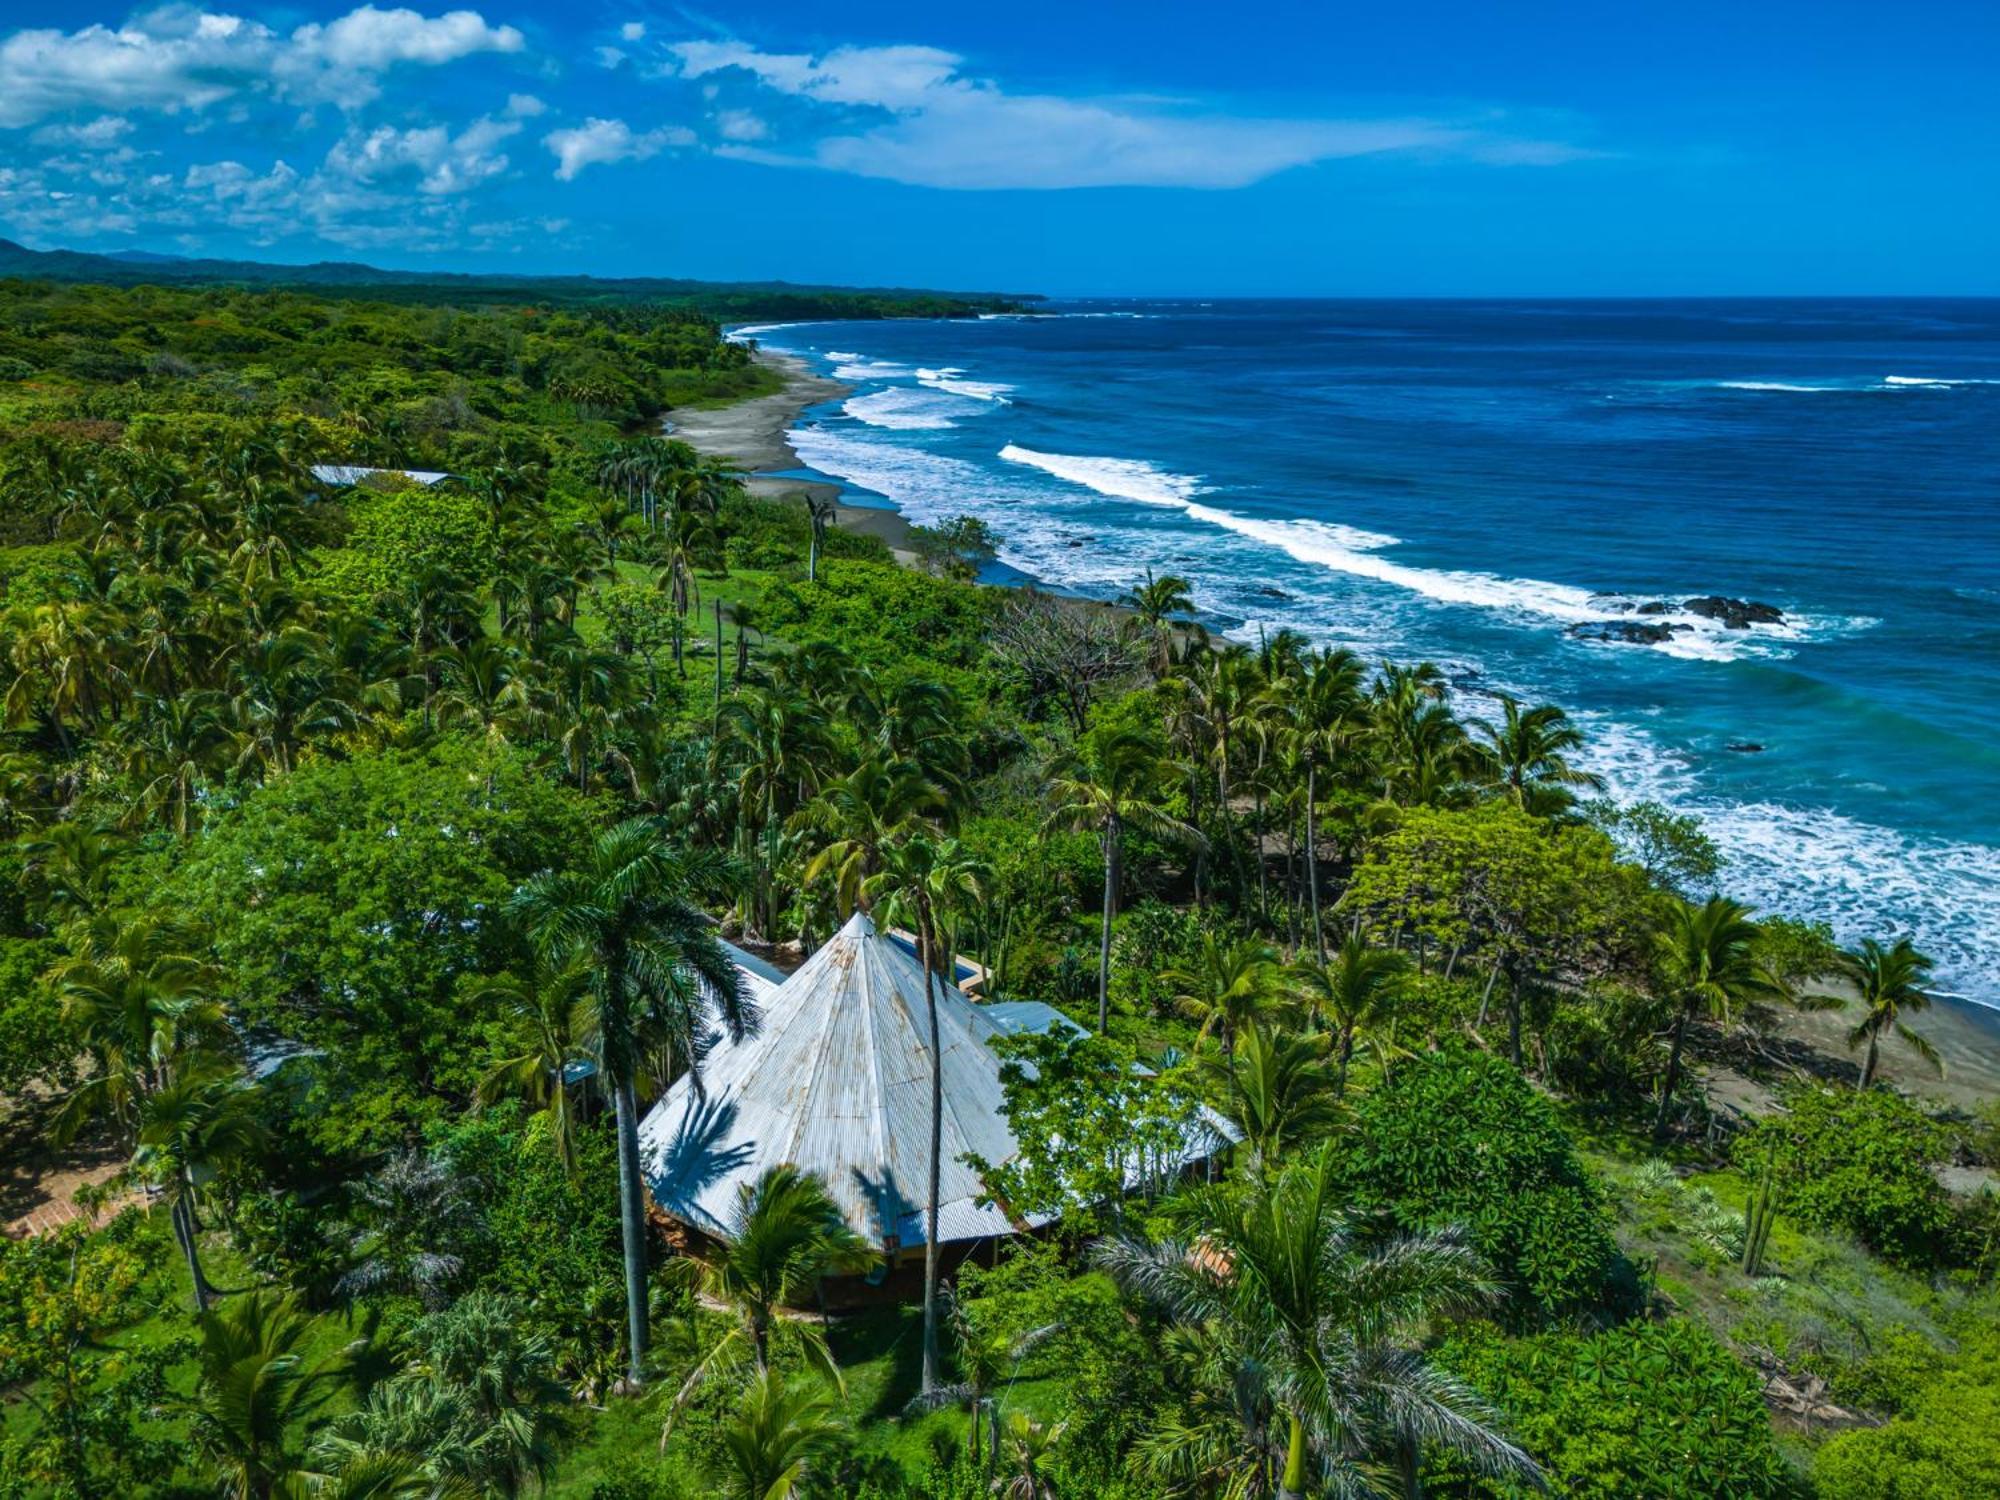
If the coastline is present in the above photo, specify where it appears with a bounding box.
[675,348,2000,1119]
[664,350,924,564]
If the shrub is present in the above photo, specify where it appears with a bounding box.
[1735,1086,1955,1267]
[1339,1046,1631,1322]
[1440,1319,1798,1498]
[1815,1319,2000,1499]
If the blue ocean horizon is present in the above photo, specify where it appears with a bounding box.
[738,299,2000,1007]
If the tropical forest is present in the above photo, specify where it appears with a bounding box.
[0,272,1994,1500]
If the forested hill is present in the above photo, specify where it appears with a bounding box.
[0,237,1036,318]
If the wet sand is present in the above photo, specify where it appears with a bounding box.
[665,351,922,563]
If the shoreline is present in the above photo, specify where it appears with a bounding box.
[673,350,2000,1118]
[664,350,925,564]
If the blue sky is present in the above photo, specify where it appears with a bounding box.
[0,1,1994,295]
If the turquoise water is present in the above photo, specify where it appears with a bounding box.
[738,301,2000,1005]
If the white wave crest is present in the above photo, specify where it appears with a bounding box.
[1714,380,1842,392]
[831,357,912,381]
[999,444,1206,506]
[918,366,1013,402]
[842,388,962,430]
[1881,374,2000,388]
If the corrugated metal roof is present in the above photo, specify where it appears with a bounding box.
[640,911,1034,1251]
[308,464,452,488]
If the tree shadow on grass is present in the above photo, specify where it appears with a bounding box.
[828,1303,926,1421]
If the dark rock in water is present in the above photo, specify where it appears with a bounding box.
[1589,593,1636,613]
[1684,595,1785,629]
[1570,620,1677,645]
[1065,539,1085,548]
[1635,600,1673,615]
[1254,585,1291,600]
[1725,742,1766,753]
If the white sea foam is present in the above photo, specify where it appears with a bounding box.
[917,366,1013,402]
[841,388,963,430]
[999,446,1822,660]
[831,357,912,381]
[1575,715,2000,1004]
[726,322,798,344]
[1000,444,1205,506]
[1881,374,2000,387]
[1714,380,1841,392]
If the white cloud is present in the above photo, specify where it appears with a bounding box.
[505,92,546,118]
[669,39,1592,190]
[287,6,522,70]
[30,115,135,149]
[543,116,691,180]
[594,46,626,69]
[619,22,646,43]
[0,6,525,128]
[714,108,767,142]
[323,114,520,195]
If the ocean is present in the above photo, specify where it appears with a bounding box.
[734,300,2000,1008]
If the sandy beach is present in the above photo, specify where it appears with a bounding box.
[666,350,923,564]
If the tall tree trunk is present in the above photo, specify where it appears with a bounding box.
[1305,762,1325,961]
[920,926,944,1397]
[712,599,723,725]
[1277,1410,1307,1500]
[172,1194,214,1311]
[1653,1002,1690,1144]
[612,1072,650,1388]
[1097,822,1119,1033]
[1476,957,1502,1030]
[1860,1032,1879,1090]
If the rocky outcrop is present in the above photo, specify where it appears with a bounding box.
[1684,596,1785,629]
[1569,620,1688,645]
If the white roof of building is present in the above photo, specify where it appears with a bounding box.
[639,911,1038,1251]
[308,464,452,488]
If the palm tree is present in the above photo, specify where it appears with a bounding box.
[134,1060,267,1309]
[1165,934,1286,1068]
[183,1292,355,1500]
[1096,1146,1541,1500]
[1043,725,1205,1033]
[1217,1024,1344,1168]
[803,493,838,583]
[1652,896,1783,1142]
[684,1165,876,1382]
[656,511,716,676]
[49,910,231,1146]
[798,756,946,918]
[1120,569,1196,677]
[863,833,988,1398]
[708,1368,844,1500]
[920,1286,1061,1470]
[512,820,754,1391]
[1276,648,1365,957]
[1292,935,1409,1094]
[1471,697,1605,815]
[1839,936,1942,1089]
[472,954,596,1173]
[996,1413,1067,1500]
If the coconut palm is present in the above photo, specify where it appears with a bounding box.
[472,953,596,1173]
[183,1292,356,1500]
[1166,935,1287,1068]
[1216,1024,1345,1168]
[1275,648,1366,957]
[1121,569,1196,676]
[1652,896,1783,1142]
[1291,935,1410,1095]
[1043,725,1205,1033]
[1470,697,1605,816]
[512,820,753,1390]
[1096,1145,1540,1500]
[803,493,838,582]
[799,756,947,917]
[683,1164,876,1383]
[708,1368,844,1500]
[917,1286,1061,1470]
[134,1059,268,1309]
[1838,936,1942,1089]
[863,833,989,1398]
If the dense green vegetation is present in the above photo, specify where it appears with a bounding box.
[0,237,1034,319]
[0,275,1993,1499]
